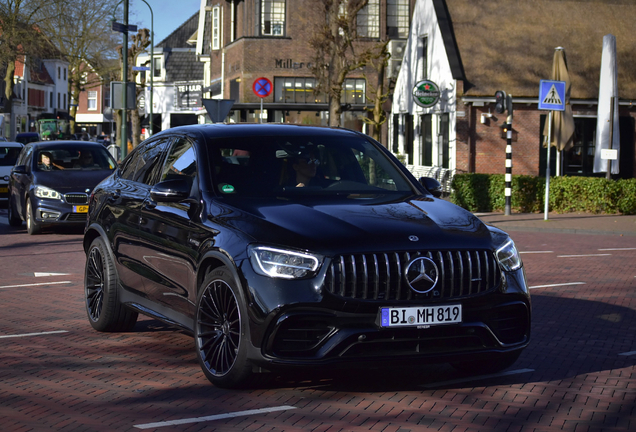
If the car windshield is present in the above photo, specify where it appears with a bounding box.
[0,146,21,166]
[36,147,117,171]
[207,134,415,198]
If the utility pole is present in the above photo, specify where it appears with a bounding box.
[121,0,129,159]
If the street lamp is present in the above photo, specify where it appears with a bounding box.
[139,0,154,137]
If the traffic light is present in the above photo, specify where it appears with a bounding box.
[494,90,506,114]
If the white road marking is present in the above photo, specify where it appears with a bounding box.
[0,330,69,339]
[34,272,72,277]
[0,281,72,289]
[619,351,636,356]
[529,282,585,289]
[557,254,611,258]
[520,251,553,254]
[598,248,636,251]
[133,406,297,430]
[420,369,534,389]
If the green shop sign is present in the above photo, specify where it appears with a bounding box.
[412,80,441,108]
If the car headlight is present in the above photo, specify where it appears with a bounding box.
[249,245,323,279]
[495,238,522,272]
[34,185,62,200]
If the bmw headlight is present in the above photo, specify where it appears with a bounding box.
[34,185,62,200]
[249,245,323,279]
[495,238,522,272]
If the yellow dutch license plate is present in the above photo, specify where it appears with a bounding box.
[0,186,8,194]
[73,205,89,213]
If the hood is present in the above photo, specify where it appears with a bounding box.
[33,169,115,194]
[212,195,494,254]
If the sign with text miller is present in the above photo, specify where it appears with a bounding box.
[175,82,203,110]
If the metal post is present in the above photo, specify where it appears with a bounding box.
[606,96,615,180]
[141,0,154,137]
[504,94,513,216]
[120,0,129,159]
[544,111,552,220]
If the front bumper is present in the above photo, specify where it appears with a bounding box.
[32,197,89,225]
[239,262,531,370]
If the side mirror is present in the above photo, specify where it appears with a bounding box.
[12,165,27,174]
[419,176,443,198]
[150,177,192,203]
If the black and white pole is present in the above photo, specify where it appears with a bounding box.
[504,94,513,216]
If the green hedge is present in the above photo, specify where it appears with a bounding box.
[450,174,636,215]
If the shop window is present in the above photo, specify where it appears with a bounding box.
[261,0,285,36]
[274,78,324,104]
[342,79,366,105]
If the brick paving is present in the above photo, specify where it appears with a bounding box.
[0,209,635,432]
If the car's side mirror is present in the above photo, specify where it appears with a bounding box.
[150,178,192,203]
[419,176,443,198]
[11,165,27,174]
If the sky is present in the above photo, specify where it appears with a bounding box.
[129,0,202,45]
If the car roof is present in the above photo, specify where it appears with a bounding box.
[152,123,365,141]
[28,141,109,149]
[1,142,24,148]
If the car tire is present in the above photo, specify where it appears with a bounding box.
[7,197,22,227]
[85,237,138,332]
[195,266,252,388]
[451,350,522,375]
[26,198,41,235]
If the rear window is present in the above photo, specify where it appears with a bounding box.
[0,146,21,166]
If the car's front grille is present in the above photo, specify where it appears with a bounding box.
[64,193,89,204]
[325,250,501,301]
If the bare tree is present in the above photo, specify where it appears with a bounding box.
[0,0,64,139]
[360,40,391,142]
[309,0,371,127]
[37,0,120,134]
[128,29,151,148]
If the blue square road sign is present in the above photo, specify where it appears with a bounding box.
[538,80,566,111]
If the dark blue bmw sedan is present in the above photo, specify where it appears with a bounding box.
[7,141,117,234]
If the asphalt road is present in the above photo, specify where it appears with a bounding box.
[1,206,635,432]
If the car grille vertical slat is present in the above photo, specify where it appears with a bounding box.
[361,255,369,299]
[326,249,501,301]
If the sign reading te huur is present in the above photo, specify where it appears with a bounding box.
[412,80,441,108]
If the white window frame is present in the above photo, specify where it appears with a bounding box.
[261,0,285,36]
[212,6,220,50]
[87,91,98,110]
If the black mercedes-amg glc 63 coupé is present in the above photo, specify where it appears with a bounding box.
[83,124,530,388]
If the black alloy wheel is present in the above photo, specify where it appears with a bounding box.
[85,237,138,332]
[195,267,251,388]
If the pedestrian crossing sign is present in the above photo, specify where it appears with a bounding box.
[538,80,566,111]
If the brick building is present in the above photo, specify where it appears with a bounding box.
[195,0,413,133]
[391,0,636,181]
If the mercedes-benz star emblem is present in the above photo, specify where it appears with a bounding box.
[405,257,439,294]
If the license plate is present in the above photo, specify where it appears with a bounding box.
[380,304,462,328]
[73,205,89,213]
[0,186,7,193]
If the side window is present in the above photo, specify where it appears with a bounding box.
[17,146,32,166]
[134,138,171,185]
[119,148,142,180]
[160,138,197,182]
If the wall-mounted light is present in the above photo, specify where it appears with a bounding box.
[480,112,493,124]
